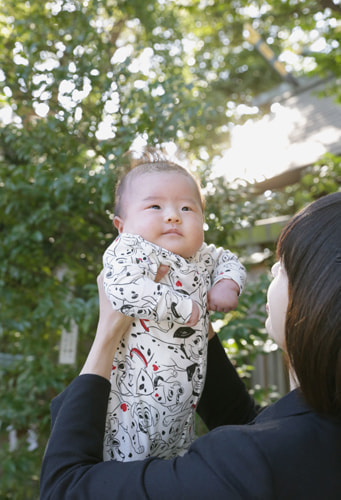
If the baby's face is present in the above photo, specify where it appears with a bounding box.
[114,171,204,258]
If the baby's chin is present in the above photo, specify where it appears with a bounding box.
[158,240,195,259]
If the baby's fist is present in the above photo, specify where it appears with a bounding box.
[207,279,240,313]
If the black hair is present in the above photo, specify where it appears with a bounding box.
[277,191,341,417]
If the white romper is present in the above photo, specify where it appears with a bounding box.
[102,233,246,461]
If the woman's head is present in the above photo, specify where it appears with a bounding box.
[276,191,341,417]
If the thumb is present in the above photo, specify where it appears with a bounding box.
[155,265,169,282]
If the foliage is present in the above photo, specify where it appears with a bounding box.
[215,273,271,373]
[211,273,283,405]
[0,0,340,498]
[204,153,341,248]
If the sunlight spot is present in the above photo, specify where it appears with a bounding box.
[111,45,133,64]
[96,116,116,140]
[34,102,49,117]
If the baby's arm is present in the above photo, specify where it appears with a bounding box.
[207,279,240,312]
[103,234,195,325]
[200,243,246,313]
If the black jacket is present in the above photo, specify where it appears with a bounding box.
[40,336,341,499]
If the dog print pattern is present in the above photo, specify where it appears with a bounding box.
[103,233,245,461]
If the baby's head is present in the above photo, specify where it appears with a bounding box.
[114,149,204,217]
[113,149,205,258]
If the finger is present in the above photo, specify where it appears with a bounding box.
[155,265,169,282]
[208,322,215,340]
[97,269,104,286]
[97,271,109,307]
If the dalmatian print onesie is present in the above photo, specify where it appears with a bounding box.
[102,233,246,462]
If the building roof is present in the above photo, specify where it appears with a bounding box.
[214,77,341,190]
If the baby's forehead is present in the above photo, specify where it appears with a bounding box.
[129,170,203,203]
[131,169,186,181]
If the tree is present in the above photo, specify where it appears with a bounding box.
[0,1,340,497]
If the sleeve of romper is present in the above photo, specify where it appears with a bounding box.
[200,242,246,295]
[102,234,193,324]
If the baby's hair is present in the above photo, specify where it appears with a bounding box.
[114,147,205,218]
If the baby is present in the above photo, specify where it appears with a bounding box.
[102,151,246,461]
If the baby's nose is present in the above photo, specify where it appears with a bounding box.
[165,210,181,223]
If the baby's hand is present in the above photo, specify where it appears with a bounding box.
[186,301,200,327]
[207,279,240,313]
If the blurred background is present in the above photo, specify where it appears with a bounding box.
[0,1,340,497]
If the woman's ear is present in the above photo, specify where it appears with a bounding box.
[114,216,124,233]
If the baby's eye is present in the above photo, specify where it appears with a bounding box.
[149,204,161,210]
[181,206,191,212]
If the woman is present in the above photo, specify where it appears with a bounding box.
[40,192,341,499]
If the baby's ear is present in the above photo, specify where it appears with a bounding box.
[114,216,124,233]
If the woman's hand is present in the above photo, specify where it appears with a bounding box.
[80,271,133,380]
[80,265,170,380]
[96,270,132,344]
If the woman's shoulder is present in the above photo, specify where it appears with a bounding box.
[249,389,341,449]
[190,399,341,498]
